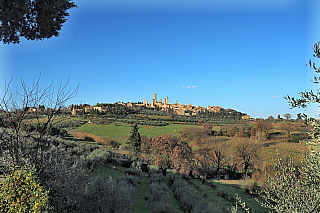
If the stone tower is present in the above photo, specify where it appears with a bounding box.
[153,93,157,102]
[166,96,169,104]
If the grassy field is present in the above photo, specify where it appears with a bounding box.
[69,121,309,165]
[69,122,207,145]
[132,173,150,213]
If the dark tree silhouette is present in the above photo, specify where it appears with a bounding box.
[125,123,141,160]
[285,42,320,109]
[0,0,76,44]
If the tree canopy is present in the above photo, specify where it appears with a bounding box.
[285,42,320,109]
[0,0,76,44]
[257,42,320,212]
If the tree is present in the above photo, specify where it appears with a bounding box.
[193,148,215,175]
[226,125,237,137]
[0,77,78,166]
[283,113,292,120]
[212,142,226,178]
[257,42,320,212]
[267,115,274,120]
[171,140,193,174]
[285,42,320,109]
[254,119,273,140]
[0,0,77,44]
[257,122,320,212]
[279,121,292,138]
[257,152,319,212]
[235,140,260,177]
[296,113,302,120]
[149,134,193,173]
[125,123,141,160]
[237,128,246,138]
[202,123,213,135]
[0,78,94,212]
[0,167,49,212]
[141,135,151,155]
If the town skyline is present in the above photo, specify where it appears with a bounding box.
[2,1,319,119]
[70,92,245,118]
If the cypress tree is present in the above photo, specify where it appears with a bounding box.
[125,123,141,160]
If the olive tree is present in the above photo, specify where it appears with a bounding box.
[285,42,320,109]
[0,77,78,167]
[256,42,320,212]
[256,121,320,213]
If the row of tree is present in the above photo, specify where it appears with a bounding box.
[125,123,262,179]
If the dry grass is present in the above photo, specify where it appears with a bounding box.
[70,132,112,146]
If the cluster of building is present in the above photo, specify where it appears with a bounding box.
[127,93,249,118]
[68,93,249,119]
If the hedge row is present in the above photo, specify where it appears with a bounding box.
[145,170,179,213]
[168,173,223,213]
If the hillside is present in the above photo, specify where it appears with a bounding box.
[92,163,269,213]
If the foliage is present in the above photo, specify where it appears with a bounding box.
[253,119,272,139]
[125,167,142,178]
[0,0,77,44]
[0,168,49,213]
[0,77,78,165]
[202,123,214,135]
[285,42,320,109]
[235,140,260,177]
[283,113,292,120]
[255,41,320,212]
[149,134,193,173]
[84,148,110,168]
[125,123,141,160]
[145,170,179,213]
[256,120,320,212]
[168,173,221,212]
[84,175,137,213]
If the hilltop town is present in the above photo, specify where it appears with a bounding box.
[70,93,250,119]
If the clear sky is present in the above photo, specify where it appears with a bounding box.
[1,0,320,118]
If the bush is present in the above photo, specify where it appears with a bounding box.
[85,148,110,167]
[168,174,221,213]
[145,171,179,213]
[0,168,49,213]
[122,174,140,187]
[149,170,165,184]
[146,183,170,205]
[150,203,180,213]
[84,175,137,213]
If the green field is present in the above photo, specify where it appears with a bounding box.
[69,122,211,144]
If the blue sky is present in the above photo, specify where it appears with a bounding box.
[1,0,320,118]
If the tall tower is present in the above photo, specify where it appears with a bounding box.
[166,96,169,104]
[153,93,157,102]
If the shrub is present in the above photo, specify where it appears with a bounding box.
[149,170,165,184]
[125,167,142,178]
[122,174,140,187]
[84,175,137,213]
[145,183,170,205]
[192,202,222,213]
[85,148,110,168]
[169,174,222,213]
[0,168,49,213]
[145,171,179,213]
